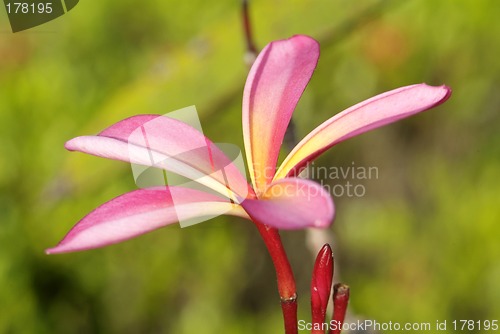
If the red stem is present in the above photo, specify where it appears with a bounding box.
[241,2,295,332]
[254,222,297,334]
[329,284,350,334]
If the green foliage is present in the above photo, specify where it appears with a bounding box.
[1,0,499,332]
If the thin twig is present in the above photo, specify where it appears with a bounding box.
[242,0,258,65]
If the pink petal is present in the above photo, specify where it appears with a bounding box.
[241,178,334,230]
[66,115,253,200]
[242,35,320,194]
[275,84,452,179]
[46,187,248,254]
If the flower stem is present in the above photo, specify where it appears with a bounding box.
[254,222,297,334]
[241,2,296,333]
[329,284,350,334]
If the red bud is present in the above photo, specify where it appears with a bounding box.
[311,244,334,333]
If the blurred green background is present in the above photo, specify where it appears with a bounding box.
[1,0,499,333]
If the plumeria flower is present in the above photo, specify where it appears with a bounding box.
[46,35,450,254]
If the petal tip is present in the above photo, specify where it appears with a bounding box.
[421,83,452,105]
[45,243,71,254]
[431,84,452,108]
[64,138,78,151]
[45,243,89,254]
[289,34,319,45]
[45,247,58,255]
[441,84,453,101]
[287,34,320,56]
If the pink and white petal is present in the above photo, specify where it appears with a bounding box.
[46,187,249,254]
[242,35,320,193]
[241,178,334,230]
[66,115,253,200]
[275,84,451,179]
[101,115,252,199]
